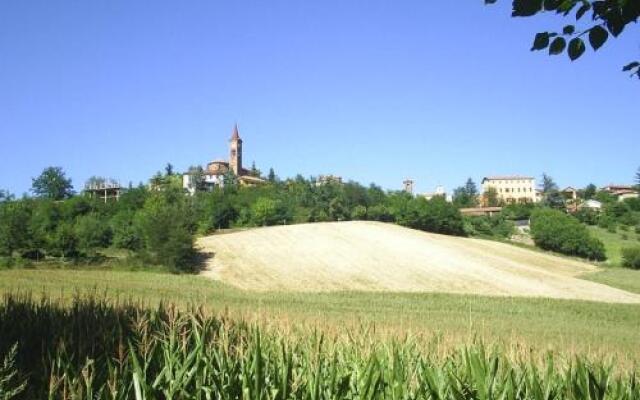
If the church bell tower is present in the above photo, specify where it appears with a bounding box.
[229,123,243,175]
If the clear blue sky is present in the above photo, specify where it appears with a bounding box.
[1,1,638,196]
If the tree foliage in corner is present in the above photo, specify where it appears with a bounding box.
[31,167,74,200]
[486,0,640,78]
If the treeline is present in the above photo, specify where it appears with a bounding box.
[3,167,639,270]
[0,187,196,271]
[0,168,467,271]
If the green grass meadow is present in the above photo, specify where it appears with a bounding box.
[588,225,640,266]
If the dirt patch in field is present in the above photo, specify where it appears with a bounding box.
[198,221,640,303]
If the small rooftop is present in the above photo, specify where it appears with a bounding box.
[482,176,534,182]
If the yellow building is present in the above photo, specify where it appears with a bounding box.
[481,176,537,204]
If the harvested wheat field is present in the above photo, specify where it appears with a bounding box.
[198,221,640,303]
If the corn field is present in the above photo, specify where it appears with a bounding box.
[0,294,638,399]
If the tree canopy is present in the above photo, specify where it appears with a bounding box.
[453,178,479,208]
[486,0,640,78]
[540,173,565,209]
[0,190,14,203]
[31,167,74,200]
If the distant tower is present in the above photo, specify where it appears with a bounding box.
[229,123,243,175]
[403,179,414,195]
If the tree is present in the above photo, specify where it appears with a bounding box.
[465,178,478,198]
[250,197,289,226]
[541,173,558,193]
[0,190,14,203]
[540,173,565,209]
[0,201,32,256]
[453,187,470,207]
[75,213,112,254]
[453,178,479,208]
[149,172,165,190]
[85,176,106,189]
[165,163,174,176]
[483,187,500,207]
[249,161,261,178]
[399,197,466,236]
[583,183,597,200]
[110,210,143,250]
[186,166,207,193]
[530,208,605,260]
[135,190,196,271]
[31,167,74,200]
[28,199,60,254]
[222,170,238,192]
[485,0,640,78]
[636,166,640,188]
[351,205,367,220]
[49,221,79,259]
[268,168,277,183]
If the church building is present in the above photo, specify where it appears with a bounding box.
[183,124,264,194]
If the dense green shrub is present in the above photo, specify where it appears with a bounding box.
[250,197,290,226]
[74,213,112,253]
[621,246,640,269]
[351,205,367,220]
[135,190,196,272]
[0,201,31,256]
[110,211,143,250]
[574,208,599,225]
[530,209,606,261]
[501,203,535,220]
[465,215,515,238]
[399,197,465,236]
[367,204,394,222]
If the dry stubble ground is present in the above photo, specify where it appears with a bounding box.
[198,221,640,303]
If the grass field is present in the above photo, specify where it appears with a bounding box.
[1,268,640,364]
[588,225,640,266]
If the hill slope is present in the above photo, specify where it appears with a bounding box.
[198,221,640,303]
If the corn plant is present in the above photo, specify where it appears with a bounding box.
[1,293,639,399]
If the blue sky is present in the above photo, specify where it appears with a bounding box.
[0,1,638,196]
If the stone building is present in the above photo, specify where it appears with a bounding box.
[183,124,264,195]
[402,179,414,195]
[481,176,538,204]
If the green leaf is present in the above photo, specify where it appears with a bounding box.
[543,0,561,11]
[606,13,625,37]
[622,61,640,72]
[531,32,550,51]
[562,25,575,35]
[558,0,577,15]
[568,38,586,61]
[588,25,608,50]
[576,3,590,20]
[548,37,566,55]
[512,0,543,16]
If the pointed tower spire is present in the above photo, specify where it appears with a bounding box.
[229,123,243,175]
[231,123,240,140]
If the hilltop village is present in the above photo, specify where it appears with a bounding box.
[2,123,639,273]
[168,124,639,219]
